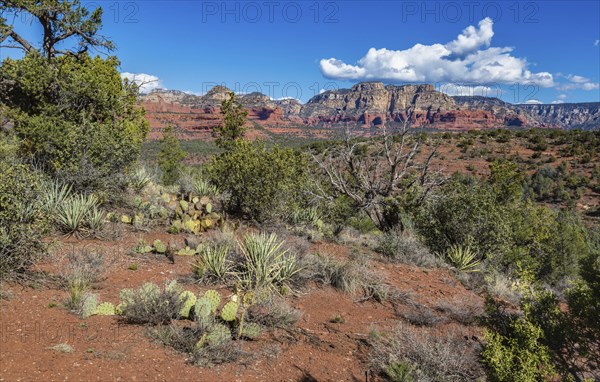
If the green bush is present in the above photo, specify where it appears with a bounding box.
[157,126,187,186]
[0,52,148,193]
[208,140,310,222]
[0,160,48,279]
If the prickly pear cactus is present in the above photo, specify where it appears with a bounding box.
[165,280,181,294]
[139,282,160,301]
[205,203,212,214]
[153,240,167,253]
[95,302,116,316]
[179,291,197,318]
[179,200,189,212]
[194,297,214,328]
[241,322,262,339]
[203,290,221,313]
[177,246,197,256]
[121,214,132,224]
[220,300,239,322]
[205,323,232,346]
[81,294,99,319]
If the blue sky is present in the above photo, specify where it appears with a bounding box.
[2,1,599,104]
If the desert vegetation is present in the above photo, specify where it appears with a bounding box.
[1,1,599,381]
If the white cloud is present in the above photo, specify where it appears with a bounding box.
[551,100,564,104]
[524,99,543,105]
[556,74,600,91]
[120,72,163,94]
[438,83,500,97]
[557,94,567,100]
[319,18,554,87]
[595,40,599,47]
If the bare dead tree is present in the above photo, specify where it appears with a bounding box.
[311,118,446,231]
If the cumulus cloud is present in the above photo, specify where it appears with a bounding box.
[438,83,501,97]
[524,99,543,105]
[319,18,554,87]
[120,72,163,93]
[556,74,600,91]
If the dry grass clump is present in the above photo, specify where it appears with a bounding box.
[369,323,485,382]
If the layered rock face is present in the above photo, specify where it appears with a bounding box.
[140,83,599,138]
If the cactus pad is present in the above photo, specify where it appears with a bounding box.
[241,323,262,339]
[121,214,132,224]
[206,323,232,346]
[203,290,221,313]
[177,246,197,256]
[205,203,212,214]
[95,302,116,316]
[153,240,167,253]
[178,291,197,318]
[220,300,239,322]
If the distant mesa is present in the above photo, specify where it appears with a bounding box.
[139,82,600,139]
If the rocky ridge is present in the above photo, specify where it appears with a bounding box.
[140,83,600,137]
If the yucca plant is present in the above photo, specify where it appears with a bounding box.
[237,232,301,290]
[193,178,220,198]
[128,165,154,192]
[289,207,323,227]
[192,243,232,282]
[85,205,106,234]
[41,180,73,213]
[444,244,480,273]
[54,194,100,237]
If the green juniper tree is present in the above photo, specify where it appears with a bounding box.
[212,91,248,150]
[157,126,187,186]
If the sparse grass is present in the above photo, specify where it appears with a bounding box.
[246,292,301,329]
[48,343,75,353]
[369,323,485,382]
[375,230,439,268]
[434,295,484,326]
[59,249,106,315]
[303,253,390,302]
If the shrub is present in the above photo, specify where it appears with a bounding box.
[157,126,187,186]
[443,244,481,273]
[208,140,310,222]
[1,53,148,193]
[118,281,184,325]
[482,297,557,382]
[0,160,48,280]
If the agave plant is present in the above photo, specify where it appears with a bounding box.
[237,232,301,290]
[54,194,100,237]
[444,244,480,273]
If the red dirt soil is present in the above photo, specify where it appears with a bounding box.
[0,230,484,382]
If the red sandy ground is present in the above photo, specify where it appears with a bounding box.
[0,229,483,381]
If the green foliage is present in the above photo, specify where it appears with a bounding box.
[415,163,592,283]
[0,160,48,279]
[212,92,248,149]
[208,140,310,222]
[53,193,103,237]
[157,126,187,186]
[1,52,148,193]
[192,243,232,283]
[178,291,197,319]
[236,232,301,290]
[443,244,481,273]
